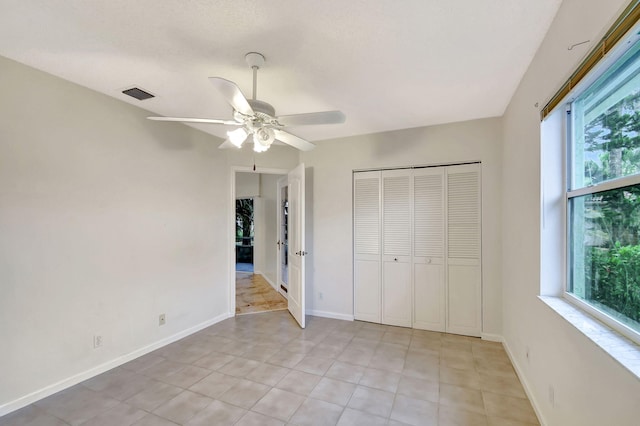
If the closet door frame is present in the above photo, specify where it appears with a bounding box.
[352,163,482,337]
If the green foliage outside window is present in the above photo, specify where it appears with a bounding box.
[236,198,254,245]
[586,243,640,325]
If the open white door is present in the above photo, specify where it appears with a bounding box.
[287,163,305,328]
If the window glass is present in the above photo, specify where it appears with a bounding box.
[568,36,640,339]
[569,185,640,334]
[571,41,640,190]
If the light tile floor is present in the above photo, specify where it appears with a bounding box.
[0,312,540,426]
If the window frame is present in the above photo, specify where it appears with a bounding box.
[562,26,640,345]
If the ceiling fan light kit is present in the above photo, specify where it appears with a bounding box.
[227,127,249,148]
[253,127,275,148]
[147,52,346,152]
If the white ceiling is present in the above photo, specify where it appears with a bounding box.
[0,0,562,143]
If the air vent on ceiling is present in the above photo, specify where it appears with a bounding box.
[122,87,155,101]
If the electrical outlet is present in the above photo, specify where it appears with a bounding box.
[159,314,166,326]
[93,335,103,349]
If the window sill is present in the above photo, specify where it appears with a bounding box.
[538,296,640,381]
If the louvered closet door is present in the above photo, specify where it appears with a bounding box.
[413,168,446,331]
[446,164,481,336]
[353,171,381,323]
[381,169,412,327]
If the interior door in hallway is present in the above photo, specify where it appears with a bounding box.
[287,163,306,328]
[276,176,289,297]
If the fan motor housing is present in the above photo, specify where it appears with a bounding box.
[248,99,276,117]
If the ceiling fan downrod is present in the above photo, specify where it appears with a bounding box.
[245,52,265,101]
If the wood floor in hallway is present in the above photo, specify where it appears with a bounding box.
[236,272,288,315]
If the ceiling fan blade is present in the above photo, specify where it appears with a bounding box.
[209,77,254,116]
[277,110,346,126]
[147,116,240,125]
[273,129,316,151]
[218,138,237,149]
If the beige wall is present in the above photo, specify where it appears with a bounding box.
[251,173,283,286]
[501,0,640,424]
[0,54,299,414]
[0,55,232,412]
[236,173,260,198]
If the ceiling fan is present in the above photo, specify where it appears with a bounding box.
[147,52,346,152]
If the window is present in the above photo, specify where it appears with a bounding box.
[567,35,640,341]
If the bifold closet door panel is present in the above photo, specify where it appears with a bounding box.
[354,259,380,322]
[413,168,446,331]
[447,261,481,336]
[353,171,381,323]
[381,170,412,327]
[382,259,411,327]
[446,164,481,337]
[414,261,445,330]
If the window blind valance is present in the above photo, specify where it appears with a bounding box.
[541,0,640,120]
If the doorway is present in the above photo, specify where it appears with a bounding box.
[235,198,254,273]
[229,165,307,328]
[233,170,288,315]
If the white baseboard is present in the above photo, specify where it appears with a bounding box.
[481,332,504,342]
[307,309,354,321]
[502,338,547,426]
[0,312,233,416]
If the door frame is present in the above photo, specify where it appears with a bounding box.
[229,166,289,317]
[276,175,289,298]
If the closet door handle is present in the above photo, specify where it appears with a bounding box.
[394,258,398,262]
